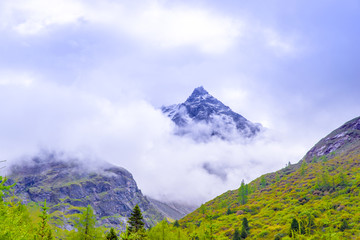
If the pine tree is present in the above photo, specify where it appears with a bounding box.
[226,207,233,215]
[300,160,307,176]
[240,217,249,239]
[74,205,100,240]
[260,176,266,188]
[0,175,15,201]
[289,218,299,237]
[232,228,241,240]
[242,217,249,232]
[240,227,247,239]
[106,227,118,240]
[238,180,248,205]
[128,205,145,233]
[35,200,53,240]
[173,220,180,227]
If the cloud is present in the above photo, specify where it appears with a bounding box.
[0,73,306,205]
[0,0,299,55]
[0,0,242,54]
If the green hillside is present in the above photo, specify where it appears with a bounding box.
[176,117,360,239]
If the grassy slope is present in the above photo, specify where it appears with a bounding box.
[180,144,360,239]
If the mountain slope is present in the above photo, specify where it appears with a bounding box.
[179,116,360,239]
[8,152,164,231]
[162,86,261,141]
[148,197,197,221]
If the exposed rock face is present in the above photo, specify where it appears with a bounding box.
[8,152,164,230]
[162,86,261,141]
[304,116,360,162]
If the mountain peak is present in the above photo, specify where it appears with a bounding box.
[162,87,261,141]
[191,86,208,96]
[185,86,210,103]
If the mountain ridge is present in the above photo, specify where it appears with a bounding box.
[7,152,165,231]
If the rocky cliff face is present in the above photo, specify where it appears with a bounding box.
[162,86,261,141]
[304,116,360,162]
[8,152,164,231]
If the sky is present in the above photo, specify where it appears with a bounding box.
[0,0,360,205]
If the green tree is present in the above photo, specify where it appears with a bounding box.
[232,228,241,240]
[0,175,15,200]
[73,205,100,240]
[122,205,147,240]
[238,180,248,204]
[240,227,247,239]
[35,200,53,240]
[289,218,300,238]
[106,227,118,240]
[239,217,249,239]
[226,207,233,215]
[0,199,34,239]
[128,205,145,233]
[300,160,307,176]
[173,220,180,227]
[260,176,266,188]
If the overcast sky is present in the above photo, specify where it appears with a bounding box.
[1,0,359,204]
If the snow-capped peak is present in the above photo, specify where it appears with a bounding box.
[161,87,262,142]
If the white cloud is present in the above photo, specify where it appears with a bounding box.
[0,73,306,205]
[1,0,242,54]
[0,0,299,56]
[115,2,242,54]
[1,0,85,34]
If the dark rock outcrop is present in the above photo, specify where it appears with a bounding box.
[304,116,360,162]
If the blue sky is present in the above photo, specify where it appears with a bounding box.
[0,0,359,203]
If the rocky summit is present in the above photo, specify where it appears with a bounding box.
[7,152,164,231]
[304,116,360,162]
[161,86,261,141]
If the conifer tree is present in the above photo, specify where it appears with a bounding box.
[226,207,233,215]
[232,228,241,240]
[73,205,100,240]
[300,160,307,176]
[240,217,249,239]
[173,220,180,227]
[260,176,266,188]
[238,180,248,205]
[240,227,247,239]
[106,227,118,240]
[128,204,145,233]
[289,218,299,237]
[242,217,249,232]
[35,200,53,240]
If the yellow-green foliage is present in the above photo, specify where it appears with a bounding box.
[178,150,360,239]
